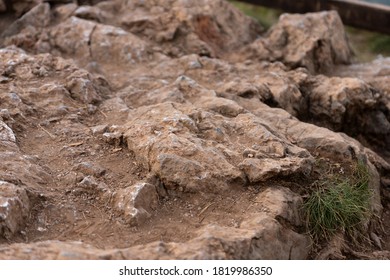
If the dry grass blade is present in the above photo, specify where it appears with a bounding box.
[198,202,215,217]
[38,124,56,139]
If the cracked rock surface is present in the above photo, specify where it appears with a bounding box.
[0,0,390,259]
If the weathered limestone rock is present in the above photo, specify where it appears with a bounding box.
[49,16,156,70]
[65,69,103,104]
[238,157,311,183]
[90,23,152,66]
[0,47,110,114]
[333,57,390,157]
[108,182,159,226]
[121,101,314,192]
[1,3,50,51]
[242,11,352,73]
[256,186,304,227]
[0,181,30,238]
[1,0,263,60]
[117,0,263,57]
[0,121,44,239]
[0,120,17,150]
[252,103,383,216]
[201,58,390,158]
[50,16,95,62]
[296,76,384,134]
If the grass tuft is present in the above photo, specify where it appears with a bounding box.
[303,161,372,241]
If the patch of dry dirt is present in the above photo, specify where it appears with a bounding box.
[5,111,271,250]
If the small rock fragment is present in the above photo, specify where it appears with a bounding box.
[103,132,122,146]
[90,124,108,135]
[110,182,158,226]
[75,162,106,177]
[370,232,382,250]
[76,176,98,190]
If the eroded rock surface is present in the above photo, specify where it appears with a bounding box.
[234,11,352,74]
[121,100,313,193]
[0,0,389,260]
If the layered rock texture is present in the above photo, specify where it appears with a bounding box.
[0,0,390,259]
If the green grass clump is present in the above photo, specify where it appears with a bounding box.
[346,27,390,61]
[303,162,372,241]
[368,35,390,55]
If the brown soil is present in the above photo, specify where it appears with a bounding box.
[3,111,265,249]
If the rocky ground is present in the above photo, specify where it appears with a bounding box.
[0,0,390,259]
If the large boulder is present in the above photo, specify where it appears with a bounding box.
[115,0,263,57]
[240,11,352,74]
[121,100,313,193]
[1,0,263,60]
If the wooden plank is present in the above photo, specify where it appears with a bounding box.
[236,0,390,34]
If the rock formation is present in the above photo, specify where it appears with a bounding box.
[0,0,389,259]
